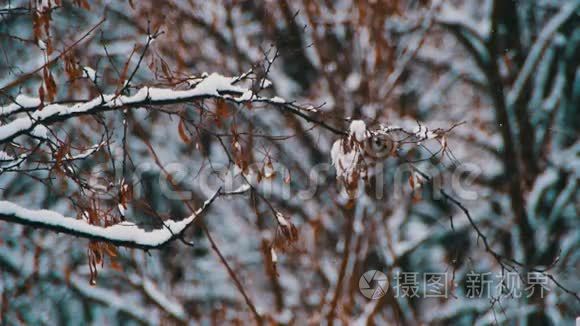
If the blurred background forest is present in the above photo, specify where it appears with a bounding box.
[0,0,578,325]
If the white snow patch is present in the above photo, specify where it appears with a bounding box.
[117,203,126,217]
[413,124,437,140]
[331,139,361,181]
[349,120,368,142]
[31,124,49,138]
[438,3,489,39]
[270,96,286,104]
[0,151,13,161]
[0,94,41,116]
[345,72,361,91]
[270,247,278,263]
[238,90,253,101]
[83,66,97,81]
[275,212,289,227]
[143,278,186,320]
[37,39,46,50]
[38,0,57,11]
[261,79,273,88]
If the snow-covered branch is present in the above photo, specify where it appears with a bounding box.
[507,1,579,107]
[0,189,221,249]
[136,277,187,322]
[0,142,104,172]
[0,73,339,145]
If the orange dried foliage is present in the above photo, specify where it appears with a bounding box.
[214,99,229,127]
[52,141,70,175]
[178,118,192,144]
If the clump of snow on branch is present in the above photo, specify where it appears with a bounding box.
[331,120,370,191]
[31,124,49,138]
[349,120,370,142]
[0,94,41,117]
[83,66,97,81]
[331,140,361,181]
